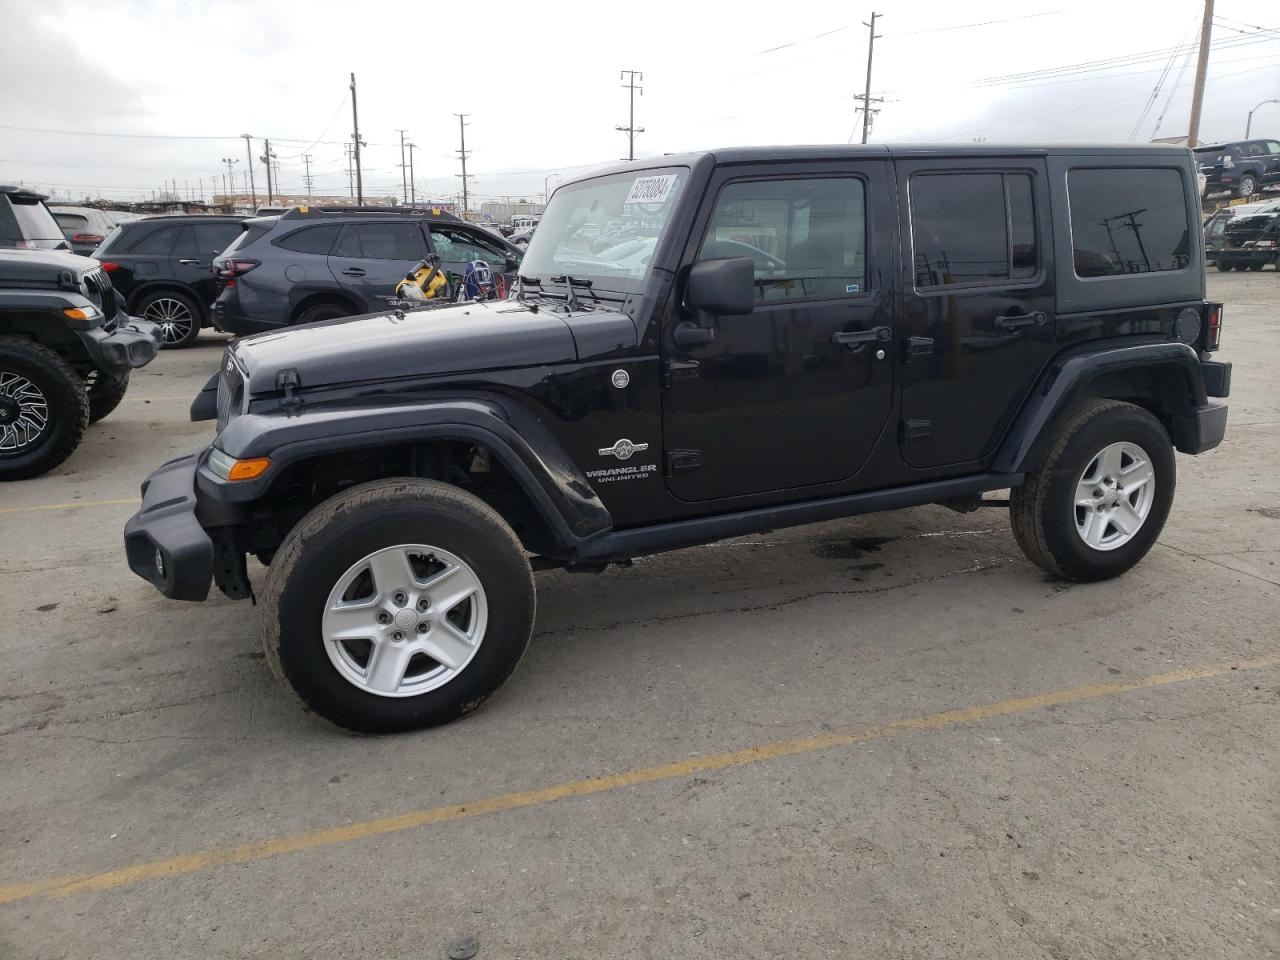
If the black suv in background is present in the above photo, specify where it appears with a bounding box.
[92,215,245,347]
[1,185,71,251]
[210,208,523,334]
[1195,139,1280,198]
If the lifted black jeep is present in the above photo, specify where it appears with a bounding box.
[1,249,162,479]
[125,145,1231,732]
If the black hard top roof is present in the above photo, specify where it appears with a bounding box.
[568,142,1194,182]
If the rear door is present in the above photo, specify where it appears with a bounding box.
[896,158,1055,469]
[169,221,244,306]
[328,221,428,310]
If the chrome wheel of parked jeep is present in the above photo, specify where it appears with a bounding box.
[1074,441,1156,551]
[321,544,488,698]
[0,371,49,453]
[143,297,195,345]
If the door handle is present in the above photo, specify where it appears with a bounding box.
[341,267,366,277]
[995,311,1048,331]
[832,325,892,349]
[177,259,204,265]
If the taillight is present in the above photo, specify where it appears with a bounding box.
[72,233,104,244]
[99,261,120,272]
[1204,302,1223,352]
[215,259,258,278]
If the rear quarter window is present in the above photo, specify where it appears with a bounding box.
[273,224,341,255]
[127,225,181,255]
[1067,168,1191,278]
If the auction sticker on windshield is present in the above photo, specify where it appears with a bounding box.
[625,174,678,205]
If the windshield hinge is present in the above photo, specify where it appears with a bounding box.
[276,367,302,409]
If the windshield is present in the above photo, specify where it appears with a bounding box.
[519,166,687,293]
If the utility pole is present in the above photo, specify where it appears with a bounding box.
[303,154,314,200]
[615,70,645,160]
[857,13,883,144]
[350,73,364,204]
[396,129,410,203]
[1186,0,1214,147]
[344,142,354,197]
[240,134,257,208]
[260,139,277,203]
[455,113,471,218]
[221,157,239,207]
[408,142,417,205]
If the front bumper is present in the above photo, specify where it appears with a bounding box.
[124,451,214,601]
[77,316,163,371]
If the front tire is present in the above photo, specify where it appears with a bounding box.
[0,337,89,481]
[1011,400,1174,582]
[1214,260,1233,272]
[1235,173,1258,198]
[87,369,129,424]
[262,478,536,733]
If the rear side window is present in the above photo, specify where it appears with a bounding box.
[697,177,867,302]
[1067,168,1190,278]
[128,225,180,255]
[332,222,423,260]
[910,172,1039,288]
[275,224,341,255]
[5,196,65,241]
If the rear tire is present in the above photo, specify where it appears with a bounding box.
[262,478,535,733]
[136,289,201,348]
[1247,263,1265,272]
[294,302,352,326]
[0,336,89,481]
[1214,260,1232,272]
[1010,400,1174,582]
[87,369,129,424]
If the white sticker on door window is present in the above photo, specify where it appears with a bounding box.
[624,174,678,205]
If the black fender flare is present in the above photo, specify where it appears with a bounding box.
[202,394,611,549]
[992,338,1209,474]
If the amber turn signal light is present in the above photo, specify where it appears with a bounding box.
[226,457,271,481]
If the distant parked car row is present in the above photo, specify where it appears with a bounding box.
[88,207,523,347]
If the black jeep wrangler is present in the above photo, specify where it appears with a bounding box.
[1,249,162,480]
[125,145,1231,733]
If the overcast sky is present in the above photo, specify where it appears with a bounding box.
[1,0,1277,205]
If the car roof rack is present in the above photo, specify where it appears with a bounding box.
[279,205,464,222]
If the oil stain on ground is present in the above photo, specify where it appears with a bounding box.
[812,536,894,560]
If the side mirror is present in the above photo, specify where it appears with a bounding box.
[684,256,755,320]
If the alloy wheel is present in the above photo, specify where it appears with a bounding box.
[321,544,488,697]
[1074,441,1157,551]
[143,297,195,344]
[0,370,50,453]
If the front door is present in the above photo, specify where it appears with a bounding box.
[662,162,896,502]
[896,159,1055,469]
[328,221,428,311]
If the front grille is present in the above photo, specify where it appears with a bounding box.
[82,268,118,331]
[216,354,246,432]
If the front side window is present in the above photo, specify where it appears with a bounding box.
[519,167,686,293]
[430,226,508,265]
[910,172,1038,288]
[1068,168,1190,278]
[697,177,866,302]
[1268,141,1280,155]
[333,222,424,260]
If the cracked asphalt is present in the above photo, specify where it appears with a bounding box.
[2,271,1278,959]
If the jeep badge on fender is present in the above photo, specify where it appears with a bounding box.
[124,143,1230,733]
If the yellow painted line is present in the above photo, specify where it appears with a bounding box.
[2,650,1277,906]
[0,497,138,516]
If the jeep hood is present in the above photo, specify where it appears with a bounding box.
[0,249,98,290]
[231,300,632,394]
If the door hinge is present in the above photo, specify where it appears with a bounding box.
[665,449,702,476]
[664,359,700,386]
[906,336,935,360]
[900,419,932,444]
